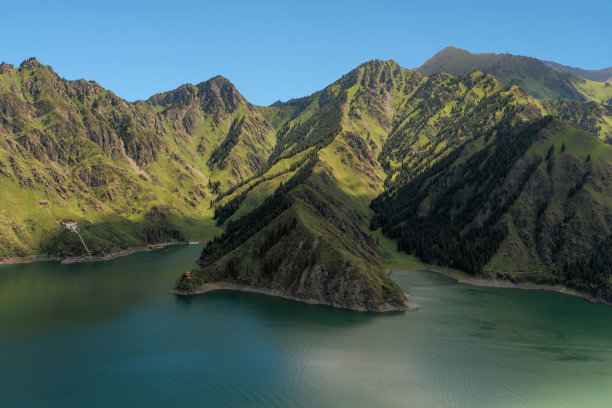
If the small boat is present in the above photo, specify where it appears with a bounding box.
[61,258,77,265]
[188,241,200,245]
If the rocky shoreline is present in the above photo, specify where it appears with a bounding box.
[170,281,413,313]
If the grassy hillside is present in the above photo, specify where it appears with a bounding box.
[0,59,273,259]
[569,76,612,105]
[179,61,414,311]
[537,99,612,143]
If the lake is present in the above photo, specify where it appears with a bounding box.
[1,245,612,407]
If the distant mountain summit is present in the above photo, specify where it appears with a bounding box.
[416,47,612,104]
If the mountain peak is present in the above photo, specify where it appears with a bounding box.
[18,57,45,71]
[203,75,232,86]
[197,75,242,99]
[0,61,14,75]
[148,75,244,109]
[417,47,471,71]
[436,46,469,55]
[333,59,409,92]
[358,59,402,70]
[416,48,588,101]
[147,75,245,117]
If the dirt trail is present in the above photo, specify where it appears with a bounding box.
[45,208,59,226]
[186,163,208,183]
[74,230,92,257]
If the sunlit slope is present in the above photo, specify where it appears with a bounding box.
[0,60,273,258]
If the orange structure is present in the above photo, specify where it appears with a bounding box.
[185,271,192,278]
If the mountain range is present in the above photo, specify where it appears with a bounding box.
[1,48,612,311]
[418,46,612,105]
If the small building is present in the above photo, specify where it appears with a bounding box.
[39,200,50,206]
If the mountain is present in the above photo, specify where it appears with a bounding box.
[542,60,612,83]
[176,60,612,308]
[2,55,612,310]
[0,58,274,260]
[371,117,612,295]
[416,47,612,105]
[147,77,277,185]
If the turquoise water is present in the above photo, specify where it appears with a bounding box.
[2,245,612,407]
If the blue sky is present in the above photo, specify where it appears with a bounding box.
[2,0,610,105]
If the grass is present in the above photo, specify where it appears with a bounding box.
[571,76,612,104]
[227,172,293,223]
[365,228,428,270]
[529,121,612,163]
[487,119,612,276]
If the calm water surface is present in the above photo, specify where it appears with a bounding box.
[1,245,612,407]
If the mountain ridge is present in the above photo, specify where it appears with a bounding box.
[417,46,612,105]
[542,60,612,83]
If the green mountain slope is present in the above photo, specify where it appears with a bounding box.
[178,61,412,311]
[371,118,612,298]
[417,47,612,104]
[537,99,612,143]
[177,60,610,309]
[567,76,612,105]
[0,59,275,259]
[148,77,277,186]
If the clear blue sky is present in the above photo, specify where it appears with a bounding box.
[2,0,610,105]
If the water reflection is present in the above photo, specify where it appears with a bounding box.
[2,250,612,407]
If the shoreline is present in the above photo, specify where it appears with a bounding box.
[170,282,413,313]
[4,243,607,308]
[0,242,193,266]
[389,265,612,307]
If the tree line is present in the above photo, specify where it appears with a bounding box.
[371,115,554,274]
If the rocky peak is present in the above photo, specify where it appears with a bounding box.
[196,76,244,114]
[148,75,244,115]
[147,83,199,106]
[18,57,51,73]
[0,62,14,75]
